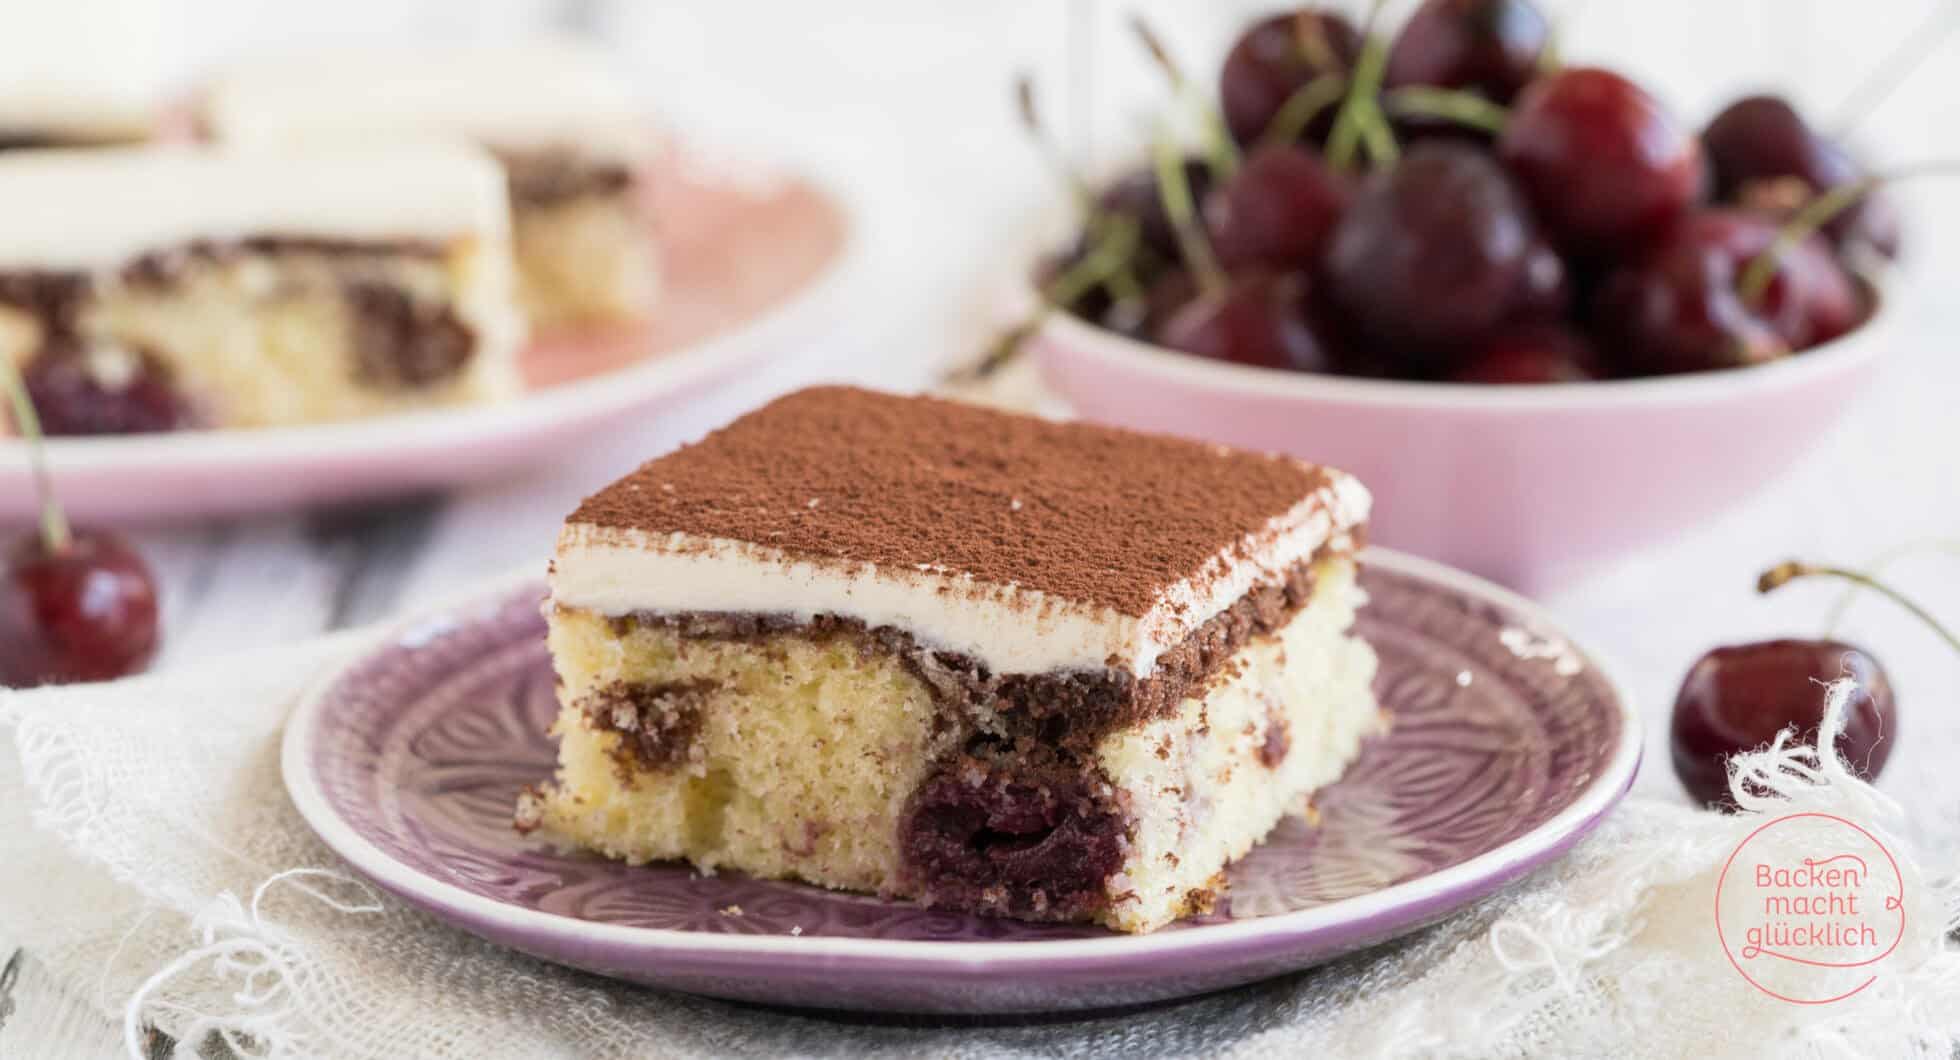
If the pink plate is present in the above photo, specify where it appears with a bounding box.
[0,145,874,523]
[1035,295,1892,592]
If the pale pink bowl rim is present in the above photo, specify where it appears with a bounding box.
[1036,284,1892,412]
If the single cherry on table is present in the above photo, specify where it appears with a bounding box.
[1669,560,1958,810]
[1670,639,1895,809]
[0,529,160,687]
[2,347,163,688]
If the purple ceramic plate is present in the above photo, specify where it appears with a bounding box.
[283,549,1640,1014]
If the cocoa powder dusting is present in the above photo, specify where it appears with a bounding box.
[567,387,1336,616]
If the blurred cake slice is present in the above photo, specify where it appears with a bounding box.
[202,41,659,329]
[0,146,522,433]
[526,387,1383,933]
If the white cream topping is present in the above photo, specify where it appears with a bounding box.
[0,0,163,139]
[203,40,651,167]
[0,145,510,271]
[549,472,1371,678]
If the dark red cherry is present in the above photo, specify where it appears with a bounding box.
[0,529,160,687]
[1510,237,1571,321]
[1703,94,1899,258]
[20,347,195,436]
[1385,0,1550,104]
[1670,639,1895,809]
[1590,209,1857,376]
[1204,145,1351,271]
[1498,67,1706,253]
[1097,159,1215,261]
[1449,322,1600,382]
[1220,10,1363,147]
[1322,141,1536,370]
[1158,273,1334,373]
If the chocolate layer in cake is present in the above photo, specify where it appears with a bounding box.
[589,549,1326,752]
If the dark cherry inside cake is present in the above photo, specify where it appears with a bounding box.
[523,386,1382,932]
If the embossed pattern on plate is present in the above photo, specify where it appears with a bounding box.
[288,551,1639,1011]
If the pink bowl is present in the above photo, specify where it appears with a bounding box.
[1035,300,1891,592]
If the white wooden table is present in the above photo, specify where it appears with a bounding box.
[7,0,1960,1053]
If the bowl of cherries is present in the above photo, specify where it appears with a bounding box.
[1027,2,1899,591]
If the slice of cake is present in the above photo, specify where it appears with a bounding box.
[525,387,1382,934]
[201,41,658,330]
[0,146,522,434]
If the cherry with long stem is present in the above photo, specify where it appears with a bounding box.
[2,356,70,555]
[0,351,163,688]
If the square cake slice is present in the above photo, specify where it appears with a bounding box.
[201,40,659,330]
[526,387,1382,933]
[0,145,522,433]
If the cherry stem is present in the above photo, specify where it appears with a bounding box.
[1823,540,1960,637]
[1129,14,1240,182]
[1292,10,1343,71]
[1760,560,1960,657]
[1326,1,1395,171]
[1152,128,1227,297]
[0,355,70,553]
[946,216,1140,384]
[1016,74,1095,214]
[1012,75,1145,308]
[1832,0,1960,135]
[1383,86,1510,135]
[1258,73,1348,150]
[1737,160,1960,306]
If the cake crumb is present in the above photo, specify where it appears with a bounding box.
[790,925,803,936]
[719,904,744,917]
